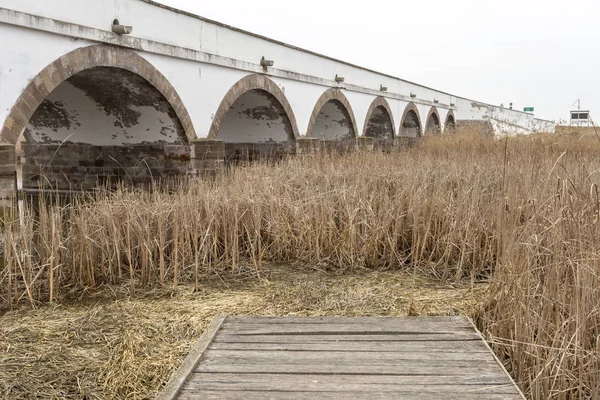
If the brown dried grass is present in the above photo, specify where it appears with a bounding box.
[1,130,600,399]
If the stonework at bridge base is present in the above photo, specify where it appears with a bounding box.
[191,139,225,176]
[295,138,321,155]
[20,143,191,192]
[223,142,296,164]
[297,136,426,156]
[0,135,443,204]
[0,143,15,207]
[317,139,359,154]
[357,136,375,151]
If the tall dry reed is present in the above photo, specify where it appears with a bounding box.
[1,130,599,399]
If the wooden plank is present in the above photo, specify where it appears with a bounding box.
[219,325,475,335]
[226,316,471,325]
[209,340,492,353]
[182,372,517,390]
[200,358,500,370]
[181,384,518,395]
[221,319,474,334]
[467,318,526,399]
[177,390,524,400]
[201,349,498,363]
[214,332,482,343]
[156,315,226,400]
[194,362,504,375]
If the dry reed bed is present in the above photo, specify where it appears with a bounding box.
[1,131,600,399]
[0,267,483,400]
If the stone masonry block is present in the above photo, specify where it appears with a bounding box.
[0,164,16,176]
[192,139,225,161]
[296,137,321,155]
[356,136,374,152]
[0,143,16,166]
[0,143,16,202]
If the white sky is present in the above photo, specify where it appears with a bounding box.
[157,0,600,122]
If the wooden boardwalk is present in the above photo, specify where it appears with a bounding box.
[158,316,525,400]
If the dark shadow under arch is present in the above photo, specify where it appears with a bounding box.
[399,103,422,138]
[444,111,456,133]
[425,107,442,135]
[363,96,396,140]
[306,88,358,141]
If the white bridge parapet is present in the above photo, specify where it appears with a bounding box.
[0,0,554,141]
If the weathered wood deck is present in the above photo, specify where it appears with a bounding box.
[158,316,525,400]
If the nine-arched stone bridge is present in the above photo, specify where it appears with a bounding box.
[0,0,556,201]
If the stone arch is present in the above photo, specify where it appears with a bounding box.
[362,96,396,139]
[1,45,196,145]
[306,88,358,139]
[399,103,422,138]
[207,74,299,161]
[0,45,196,191]
[444,111,456,133]
[208,74,299,140]
[425,107,442,135]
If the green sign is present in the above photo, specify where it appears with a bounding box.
[524,107,534,112]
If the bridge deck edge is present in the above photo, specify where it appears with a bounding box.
[156,314,227,400]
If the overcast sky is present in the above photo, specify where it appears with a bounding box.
[157,0,599,122]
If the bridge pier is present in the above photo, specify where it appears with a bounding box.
[296,137,321,155]
[0,143,16,207]
[356,136,375,151]
[191,139,225,176]
[224,143,296,164]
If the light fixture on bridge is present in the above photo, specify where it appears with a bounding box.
[112,19,133,35]
[450,103,456,107]
[433,99,439,104]
[410,92,417,98]
[335,74,345,83]
[380,84,388,92]
[260,57,275,67]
